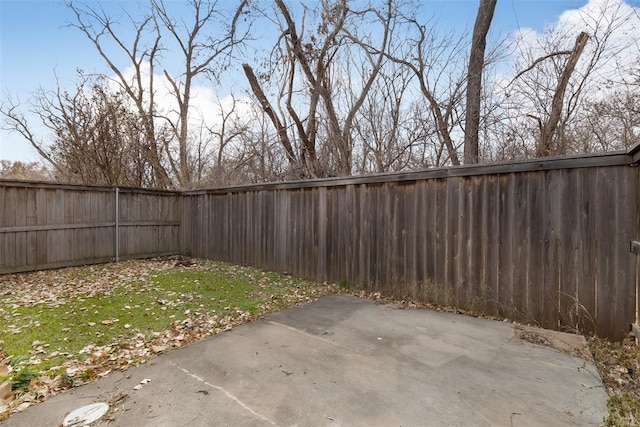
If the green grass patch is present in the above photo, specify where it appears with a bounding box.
[589,336,640,426]
[604,392,640,427]
[0,260,333,389]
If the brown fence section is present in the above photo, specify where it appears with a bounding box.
[116,188,182,260]
[1,150,638,341]
[184,152,640,341]
[0,181,182,273]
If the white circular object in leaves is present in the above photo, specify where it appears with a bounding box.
[62,402,109,426]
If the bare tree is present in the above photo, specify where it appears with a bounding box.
[463,0,497,164]
[352,63,425,173]
[66,0,248,188]
[376,12,471,166]
[67,1,172,187]
[537,32,589,156]
[501,0,638,158]
[2,76,159,186]
[242,63,297,169]
[196,94,251,186]
[0,161,51,181]
[228,104,292,184]
[151,0,249,186]
[568,72,640,152]
[243,0,394,178]
[1,95,59,172]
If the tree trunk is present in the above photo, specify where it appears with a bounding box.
[463,0,497,164]
[537,31,589,157]
[242,63,297,166]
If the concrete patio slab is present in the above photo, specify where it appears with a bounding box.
[1,295,607,426]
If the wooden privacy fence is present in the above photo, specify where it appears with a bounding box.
[0,181,182,273]
[1,149,639,341]
[184,150,640,341]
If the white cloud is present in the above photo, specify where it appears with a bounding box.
[510,0,640,84]
[109,62,252,143]
[484,0,640,154]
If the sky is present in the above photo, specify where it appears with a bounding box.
[0,0,634,163]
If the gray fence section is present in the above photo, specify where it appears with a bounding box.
[1,150,638,341]
[0,181,182,273]
[183,152,640,341]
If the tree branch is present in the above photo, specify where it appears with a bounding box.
[507,50,573,87]
[242,63,297,166]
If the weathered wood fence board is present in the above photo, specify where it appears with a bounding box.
[183,152,639,341]
[116,189,182,260]
[0,181,182,273]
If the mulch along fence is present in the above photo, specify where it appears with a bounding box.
[2,148,639,340]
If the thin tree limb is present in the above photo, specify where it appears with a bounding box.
[507,50,573,87]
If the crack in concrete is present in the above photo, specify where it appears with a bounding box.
[265,320,359,354]
[169,361,279,426]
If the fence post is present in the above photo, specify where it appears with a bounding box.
[629,142,640,340]
[115,187,120,262]
[632,243,639,340]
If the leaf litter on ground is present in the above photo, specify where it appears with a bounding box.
[0,257,338,419]
[1,260,637,424]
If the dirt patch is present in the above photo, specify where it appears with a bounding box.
[513,324,594,361]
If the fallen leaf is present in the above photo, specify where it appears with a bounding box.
[66,367,80,376]
[151,345,167,354]
[0,380,11,399]
[0,364,11,377]
[15,402,31,412]
[0,258,340,420]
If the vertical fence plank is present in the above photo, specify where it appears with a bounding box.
[0,186,5,269]
[466,177,482,312]
[511,172,529,322]
[595,167,616,337]
[527,172,544,327]
[575,168,596,335]
[3,187,17,268]
[14,186,27,268]
[423,179,437,303]
[25,187,37,267]
[476,178,488,314]
[559,170,578,333]
[612,168,637,340]
[433,179,447,304]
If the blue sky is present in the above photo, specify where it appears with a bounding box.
[0,0,610,162]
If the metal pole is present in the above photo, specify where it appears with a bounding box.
[115,187,120,262]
